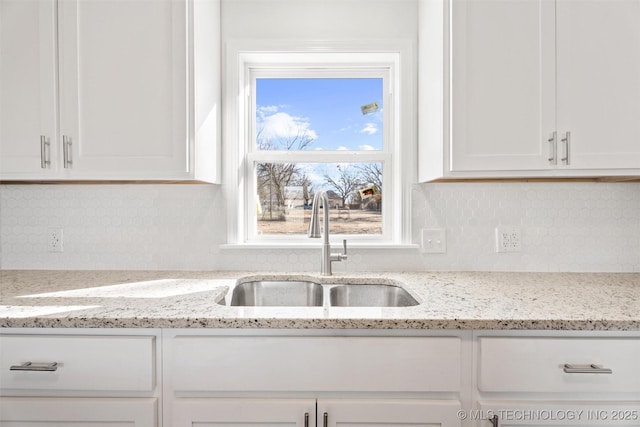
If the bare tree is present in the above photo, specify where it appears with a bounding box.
[256,129,315,219]
[291,172,314,207]
[323,165,362,208]
[257,162,297,218]
[257,130,315,151]
[355,163,383,192]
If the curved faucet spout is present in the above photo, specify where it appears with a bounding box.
[307,190,347,276]
[308,191,329,243]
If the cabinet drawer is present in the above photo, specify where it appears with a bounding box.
[478,337,640,393]
[0,397,157,426]
[170,336,461,393]
[0,335,156,392]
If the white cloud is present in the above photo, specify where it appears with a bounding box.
[358,144,376,151]
[259,112,318,141]
[257,105,280,120]
[360,122,378,135]
[258,105,279,114]
[336,146,349,151]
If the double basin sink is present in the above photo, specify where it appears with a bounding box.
[219,279,419,308]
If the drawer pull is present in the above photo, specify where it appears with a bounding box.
[563,363,612,374]
[10,362,58,372]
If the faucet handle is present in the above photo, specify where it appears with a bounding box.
[329,239,348,266]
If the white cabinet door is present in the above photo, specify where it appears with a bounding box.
[427,0,640,180]
[0,0,58,177]
[318,399,461,427]
[0,397,157,426]
[172,398,315,427]
[58,0,188,179]
[556,0,640,170]
[450,0,556,173]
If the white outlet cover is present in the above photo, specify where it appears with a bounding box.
[421,228,446,253]
[48,228,64,252]
[495,227,521,253]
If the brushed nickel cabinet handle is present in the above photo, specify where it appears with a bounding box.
[40,136,51,169]
[10,362,58,372]
[563,363,612,374]
[63,136,73,168]
[560,131,571,165]
[547,131,557,164]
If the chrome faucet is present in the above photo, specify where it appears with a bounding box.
[307,190,347,276]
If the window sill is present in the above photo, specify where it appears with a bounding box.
[219,243,419,250]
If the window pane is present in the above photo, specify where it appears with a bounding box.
[256,78,383,151]
[255,162,383,236]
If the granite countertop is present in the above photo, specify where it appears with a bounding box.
[0,270,638,330]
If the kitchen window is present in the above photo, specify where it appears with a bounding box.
[224,44,414,246]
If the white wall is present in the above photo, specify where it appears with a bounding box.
[222,0,419,40]
[1,0,639,272]
[1,182,639,272]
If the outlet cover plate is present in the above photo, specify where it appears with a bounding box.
[421,228,446,253]
[495,227,521,253]
[48,228,64,252]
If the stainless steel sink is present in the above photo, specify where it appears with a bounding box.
[222,279,420,308]
[329,284,419,307]
[229,280,323,307]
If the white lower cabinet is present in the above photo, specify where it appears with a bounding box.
[0,330,160,427]
[4,328,640,427]
[163,331,466,427]
[172,398,460,427]
[0,397,157,426]
[474,333,640,427]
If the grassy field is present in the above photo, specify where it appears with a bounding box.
[258,207,382,235]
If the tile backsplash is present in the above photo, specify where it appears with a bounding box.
[1,182,638,272]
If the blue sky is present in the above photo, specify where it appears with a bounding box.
[256,78,383,151]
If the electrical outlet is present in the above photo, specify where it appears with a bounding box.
[421,228,446,253]
[495,227,521,253]
[48,228,63,252]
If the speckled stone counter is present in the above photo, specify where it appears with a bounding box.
[0,270,638,330]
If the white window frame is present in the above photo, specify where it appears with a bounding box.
[223,40,415,247]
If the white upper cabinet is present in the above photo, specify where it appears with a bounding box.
[57,0,188,179]
[556,0,640,170]
[450,0,556,173]
[0,0,58,177]
[0,0,220,182]
[420,0,640,180]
